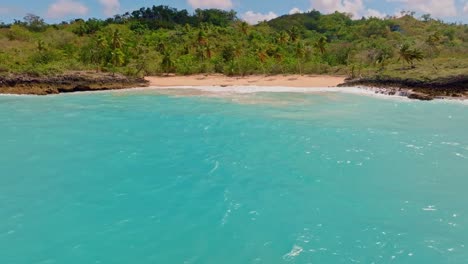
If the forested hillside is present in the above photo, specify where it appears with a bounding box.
[0,5,467,79]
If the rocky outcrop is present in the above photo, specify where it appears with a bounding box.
[0,72,149,95]
[340,75,468,101]
[407,93,434,101]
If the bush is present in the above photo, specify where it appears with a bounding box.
[303,62,331,74]
[175,54,197,75]
[6,25,32,41]
[29,50,63,65]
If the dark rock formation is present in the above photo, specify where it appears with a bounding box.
[407,93,434,101]
[0,72,149,95]
[340,75,468,101]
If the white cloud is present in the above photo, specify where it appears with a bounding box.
[464,2,468,14]
[289,7,304,14]
[241,11,278,24]
[309,0,387,18]
[47,0,88,18]
[99,0,120,16]
[388,0,457,17]
[365,8,386,18]
[187,0,233,9]
[310,0,364,16]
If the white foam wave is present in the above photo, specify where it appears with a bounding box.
[168,85,462,104]
[3,85,467,105]
[441,142,460,146]
[0,93,43,97]
[422,205,437,211]
[137,85,431,104]
[283,245,303,261]
[151,85,407,98]
[209,161,219,174]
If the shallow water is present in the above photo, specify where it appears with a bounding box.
[1,89,467,263]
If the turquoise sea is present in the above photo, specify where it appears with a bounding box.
[1,89,468,264]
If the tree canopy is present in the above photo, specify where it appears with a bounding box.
[0,5,466,80]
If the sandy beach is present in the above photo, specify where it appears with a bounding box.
[145,74,346,88]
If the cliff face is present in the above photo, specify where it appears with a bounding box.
[341,75,468,100]
[0,72,149,95]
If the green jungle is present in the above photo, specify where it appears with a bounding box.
[1,5,467,80]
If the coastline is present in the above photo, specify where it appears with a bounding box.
[147,74,467,101]
[1,73,467,101]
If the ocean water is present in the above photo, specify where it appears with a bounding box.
[1,88,468,264]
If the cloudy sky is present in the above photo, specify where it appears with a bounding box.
[1,0,467,24]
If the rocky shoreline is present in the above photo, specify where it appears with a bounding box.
[340,75,468,101]
[0,72,148,95]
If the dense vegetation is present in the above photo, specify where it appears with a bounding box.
[0,6,467,80]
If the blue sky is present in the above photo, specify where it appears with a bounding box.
[1,0,467,24]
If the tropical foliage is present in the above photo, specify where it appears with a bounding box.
[0,6,467,79]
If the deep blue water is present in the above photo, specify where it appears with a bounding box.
[0,90,467,263]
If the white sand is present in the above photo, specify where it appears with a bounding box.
[145,74,346,88]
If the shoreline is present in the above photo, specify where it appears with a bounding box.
[109,86,467,105]
[1,73,467,101]
[146,74,467,101]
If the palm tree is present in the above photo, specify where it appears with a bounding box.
[314,36,327,55]
[196,45,206,61]
[107,29,125,75]
[398,43,411,65]
[92,35,108,72]
[156,42,166,53]
[272,46,284,62]
[295,41,306,74]
[134,45,149,76]
[205,44,213,60]
[239,21,249,36]
[97,35,107,51]
[277,31,289,45]
[111,49,125,67]
[375,53,390,71]
[161,52,173,74]
[37,39,46,51]
[425,32,441,69]
[257,48,268,63]
[256,47,268,73]
[411,49,424,65]
[183,24,192,33]
[233,45,243,60]
[270,46,285,73]
[426,32,441,57]
[197,30,207,46]
[111,29,123,50]
[398,43,424,68]
[221,45,235,62]
[288,26,300,42]
[110,48,125,76]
